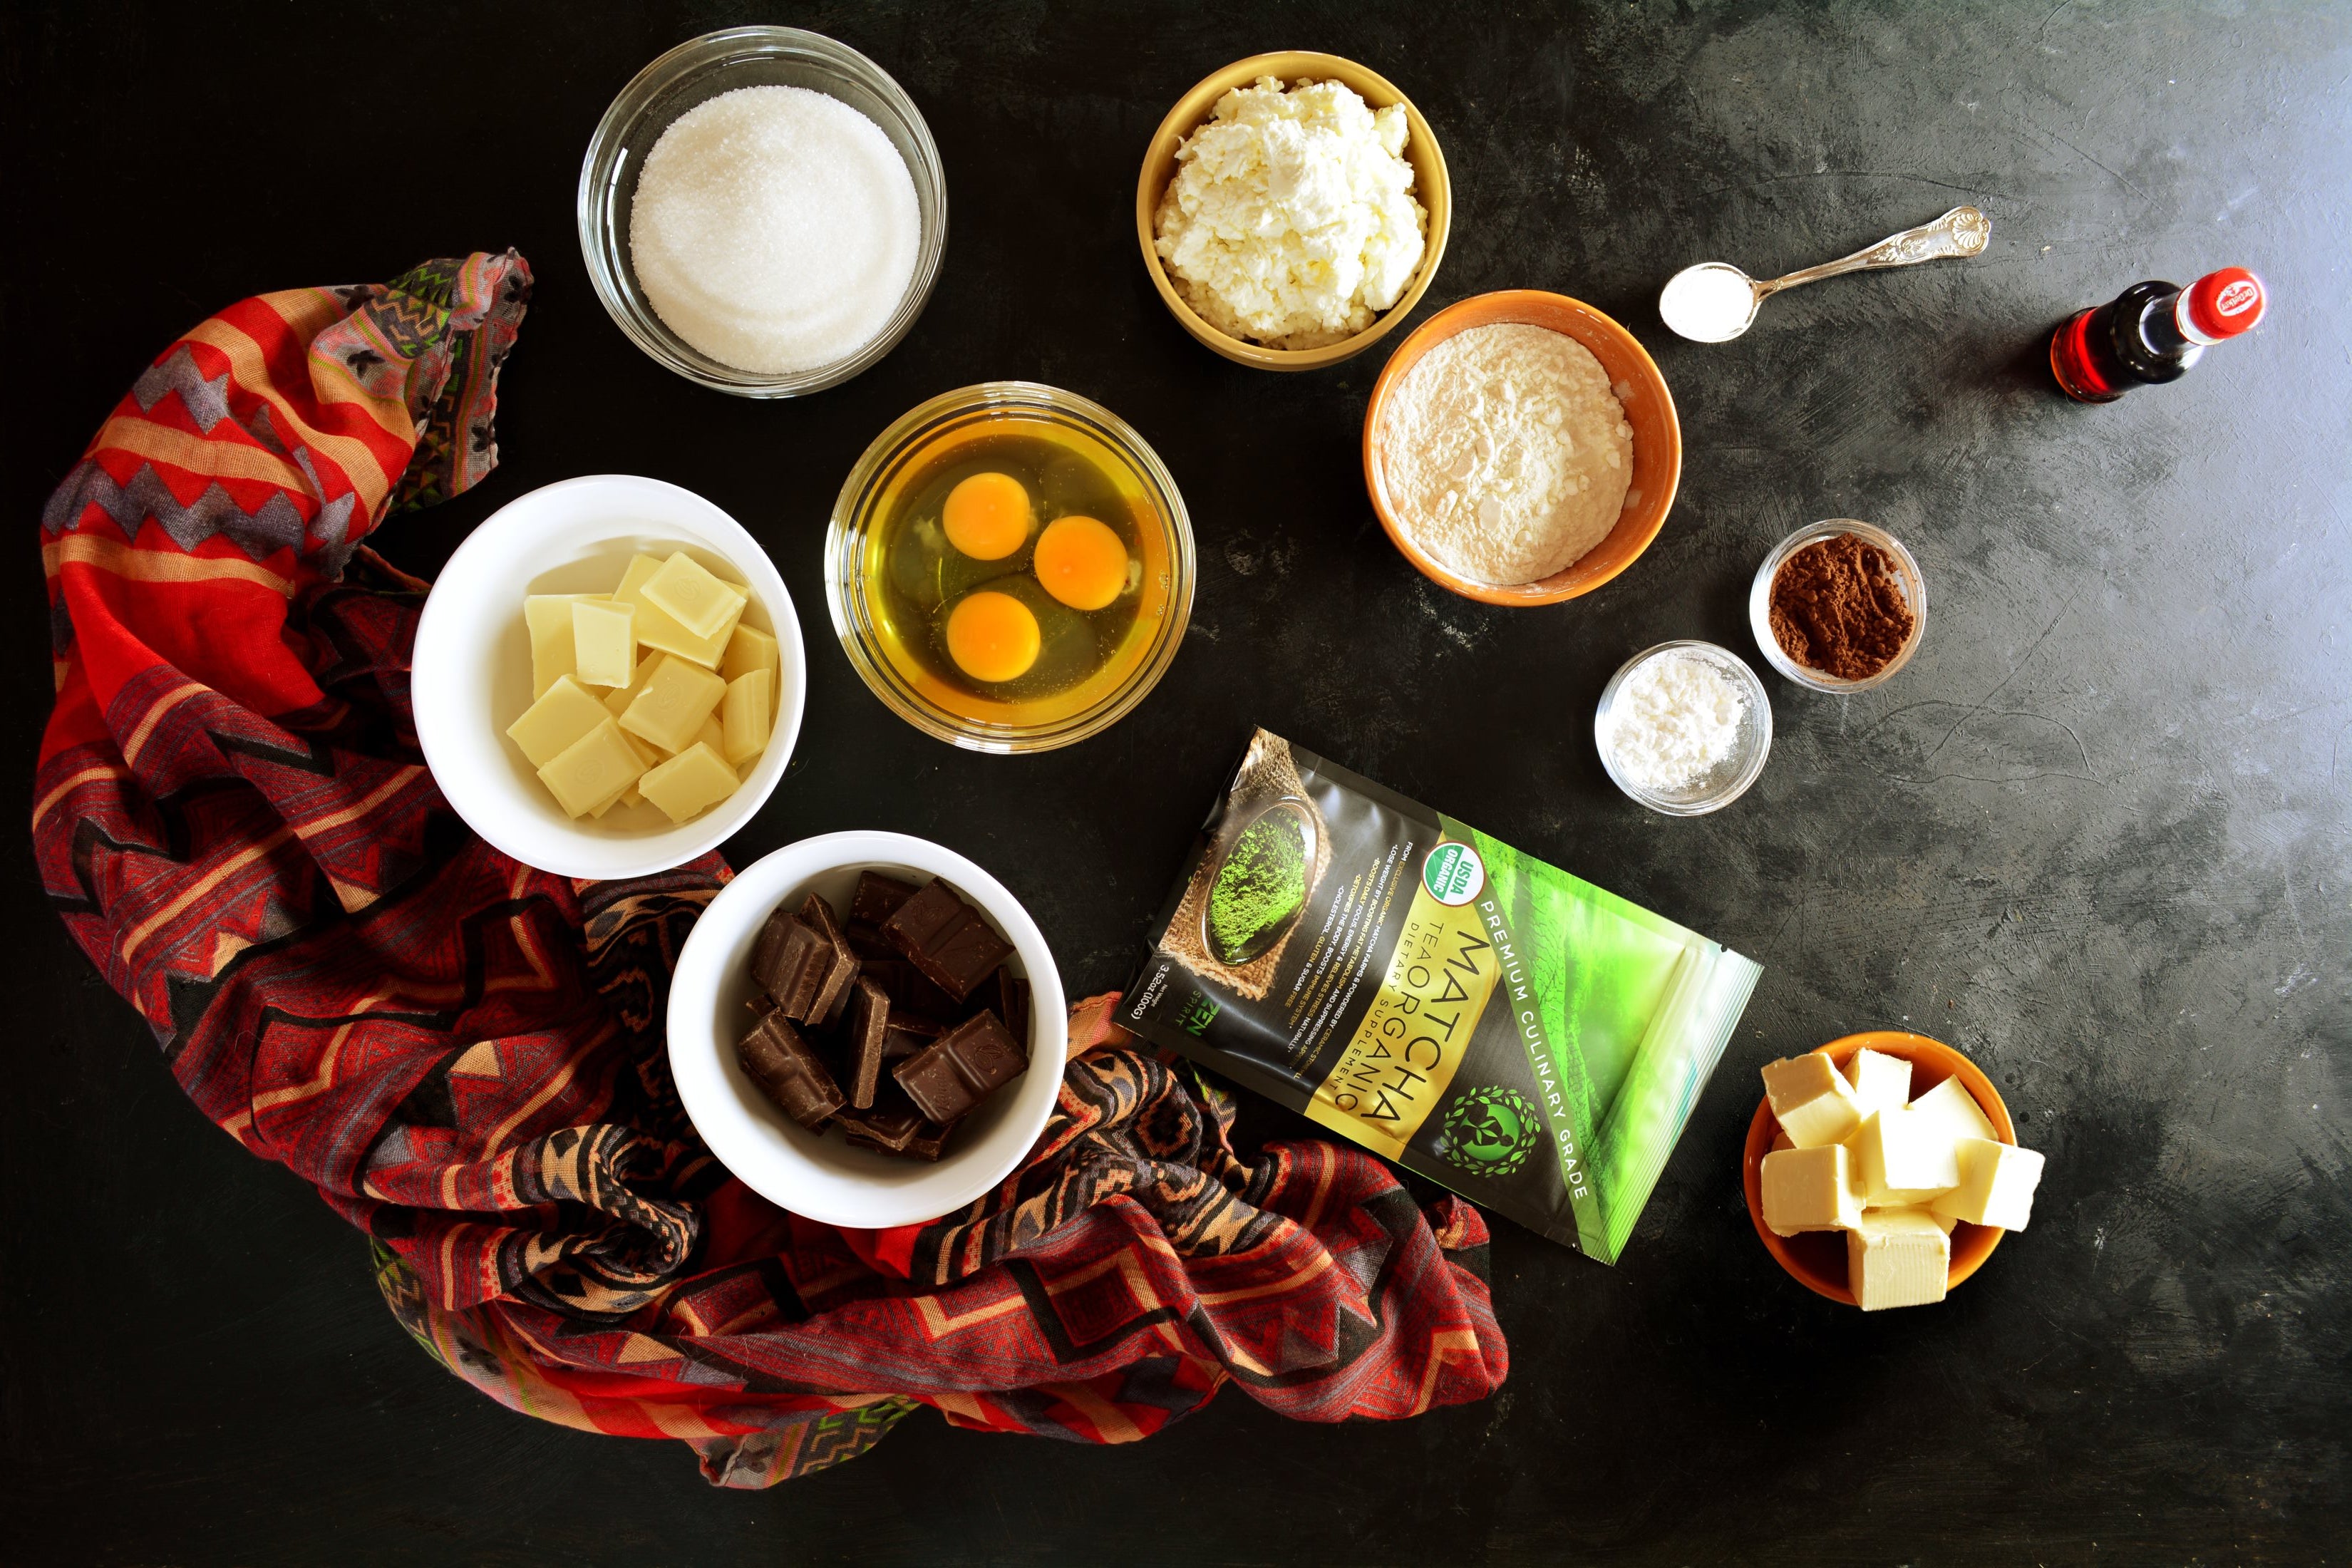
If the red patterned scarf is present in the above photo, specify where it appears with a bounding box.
[31,252,1507,1485]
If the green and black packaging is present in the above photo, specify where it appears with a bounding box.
[1124,729,1763,1261]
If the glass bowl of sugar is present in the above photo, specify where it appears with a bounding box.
[1594,640,1774,816]
[579,27,947,397]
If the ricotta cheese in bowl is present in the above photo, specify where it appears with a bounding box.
[1152,76,1428,349]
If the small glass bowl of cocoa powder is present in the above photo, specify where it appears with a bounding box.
[1748,520,1927,693]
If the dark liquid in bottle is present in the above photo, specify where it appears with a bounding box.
[2051,279,2201,403]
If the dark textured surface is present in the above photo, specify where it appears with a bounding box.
[4,1,2346,1562]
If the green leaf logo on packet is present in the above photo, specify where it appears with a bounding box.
[1439,1085,1542,1177]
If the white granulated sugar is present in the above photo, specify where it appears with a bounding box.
[1603,649,1748,793]
[1154,76,1426,349]
[1377,323,1635,585]
[630,85,919,374]
[1658,264,1757,342]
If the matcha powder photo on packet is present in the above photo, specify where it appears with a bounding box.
[1127,731,1762,1262]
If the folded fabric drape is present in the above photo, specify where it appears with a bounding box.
[30,252,1507,1485]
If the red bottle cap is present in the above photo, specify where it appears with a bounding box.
[2177,267,2266,344]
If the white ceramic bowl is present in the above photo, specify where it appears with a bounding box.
[413,474,805,879]
[666,832,1066,1229]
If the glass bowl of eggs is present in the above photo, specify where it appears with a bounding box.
[825,383,1197,753]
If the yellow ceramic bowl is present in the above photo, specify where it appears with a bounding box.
[1135,51,1451,371]
[1363,290,1683,607]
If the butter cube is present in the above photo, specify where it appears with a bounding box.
[721,623,779,686]
[641,552,747,641]
[617,554,740,667]
[721,668,773,765]
[619,655,728,754]
[1761,1053,1864,1148]
[1908,1075,1999,1147]
[1846,1048,1913,1118]
[524,593,604,698]
[1761,1144,1864,1236]
[537,718,645,818]
[570,599,636,688]
[1846,1207,1951,1311]
[504,676,610,768]
[1931,1138,2045,1230]
[1852,1108,1965,1205]
[637,741,740,824]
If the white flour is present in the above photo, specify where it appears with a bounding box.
[1377,324,1634,584]
[1602,649,1747,791]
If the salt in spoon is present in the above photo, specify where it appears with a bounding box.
[1659,205,1992,343]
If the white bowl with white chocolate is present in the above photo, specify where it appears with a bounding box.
[413,473,805,878]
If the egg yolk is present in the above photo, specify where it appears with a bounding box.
[942,472,1031,560]
[1031,515,1130,612]
[944,591,1040,684]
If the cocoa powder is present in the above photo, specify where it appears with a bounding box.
[1768,533,1915,680]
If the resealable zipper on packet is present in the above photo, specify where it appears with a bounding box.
[1123,728,1763,1262]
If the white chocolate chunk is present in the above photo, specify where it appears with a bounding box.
[1761,1053,1864,1148]
[1846,1047,1914,1118]
[571,598,637,688]
[525,593,605,698]
[1847,1207,1950,1311]
[617,554,738,666]
[504,676,610,768]
[1761,1144,1864,1236]
[637,741,740,823]
[604,651,664,719]
[618,655,728,754]
[1852,1107,1965,1205]
[641,552,747,641]
[721,622,780,686]
[537,718,645,818]
[1931,1138,2045,1230]
[721,668,773,765]
[1908,1075,1999,1147]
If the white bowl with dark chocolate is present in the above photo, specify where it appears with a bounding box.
[666,830,1066,1229]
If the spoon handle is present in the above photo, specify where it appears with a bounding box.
[1758,206,1991,299]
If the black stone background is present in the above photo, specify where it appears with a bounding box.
[3,1,2346,1562]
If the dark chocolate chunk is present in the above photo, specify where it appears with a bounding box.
[964,969,1031,1048]
[751,911,830,1020]
[863,954,959,1020]
[901,1120,956,1161]
[892,1008,1028,1123]
[879,878,1013,1002]
[836,1098,924,1152]
[845,920,894,960]
[841,975,891,1109]
[799,893,861,1026]
[747,991,777,1018]
[736,1013,845,1129]
[849,870,919,929]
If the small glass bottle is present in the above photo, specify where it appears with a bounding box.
[2050,267,2266,403]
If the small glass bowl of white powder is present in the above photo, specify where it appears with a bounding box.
[579,28,947,397]
[1594,641,1773,815]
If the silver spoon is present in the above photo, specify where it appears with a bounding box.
[1659,206,1992,343]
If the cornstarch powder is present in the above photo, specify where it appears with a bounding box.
[1603,649,1748,792]
[630,85,919,374]
[1378,324,1634,585]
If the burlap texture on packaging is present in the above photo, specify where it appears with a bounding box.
[1157,732,1329,1001]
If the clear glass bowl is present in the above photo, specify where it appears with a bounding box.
[826,383,1196,753]
[1748,520,1927,693]
[577,27,947,398]
[1594,640,1774,815]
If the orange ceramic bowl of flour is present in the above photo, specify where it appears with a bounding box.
[1362,290,1681,607]
[1740,1031,2017,1306]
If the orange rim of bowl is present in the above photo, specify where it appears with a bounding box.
[1740,1031,2016,1307]
[1134,52,1451,371]
[1361,289,1683,607]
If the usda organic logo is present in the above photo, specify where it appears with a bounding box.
[1423,841,1485,906]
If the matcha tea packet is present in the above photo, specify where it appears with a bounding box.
[1123,729,1762,1262]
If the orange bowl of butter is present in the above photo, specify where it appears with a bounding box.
[1136,53,1451,371]
[1742,1031,2045,1311]
[1363,290,1682,607]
